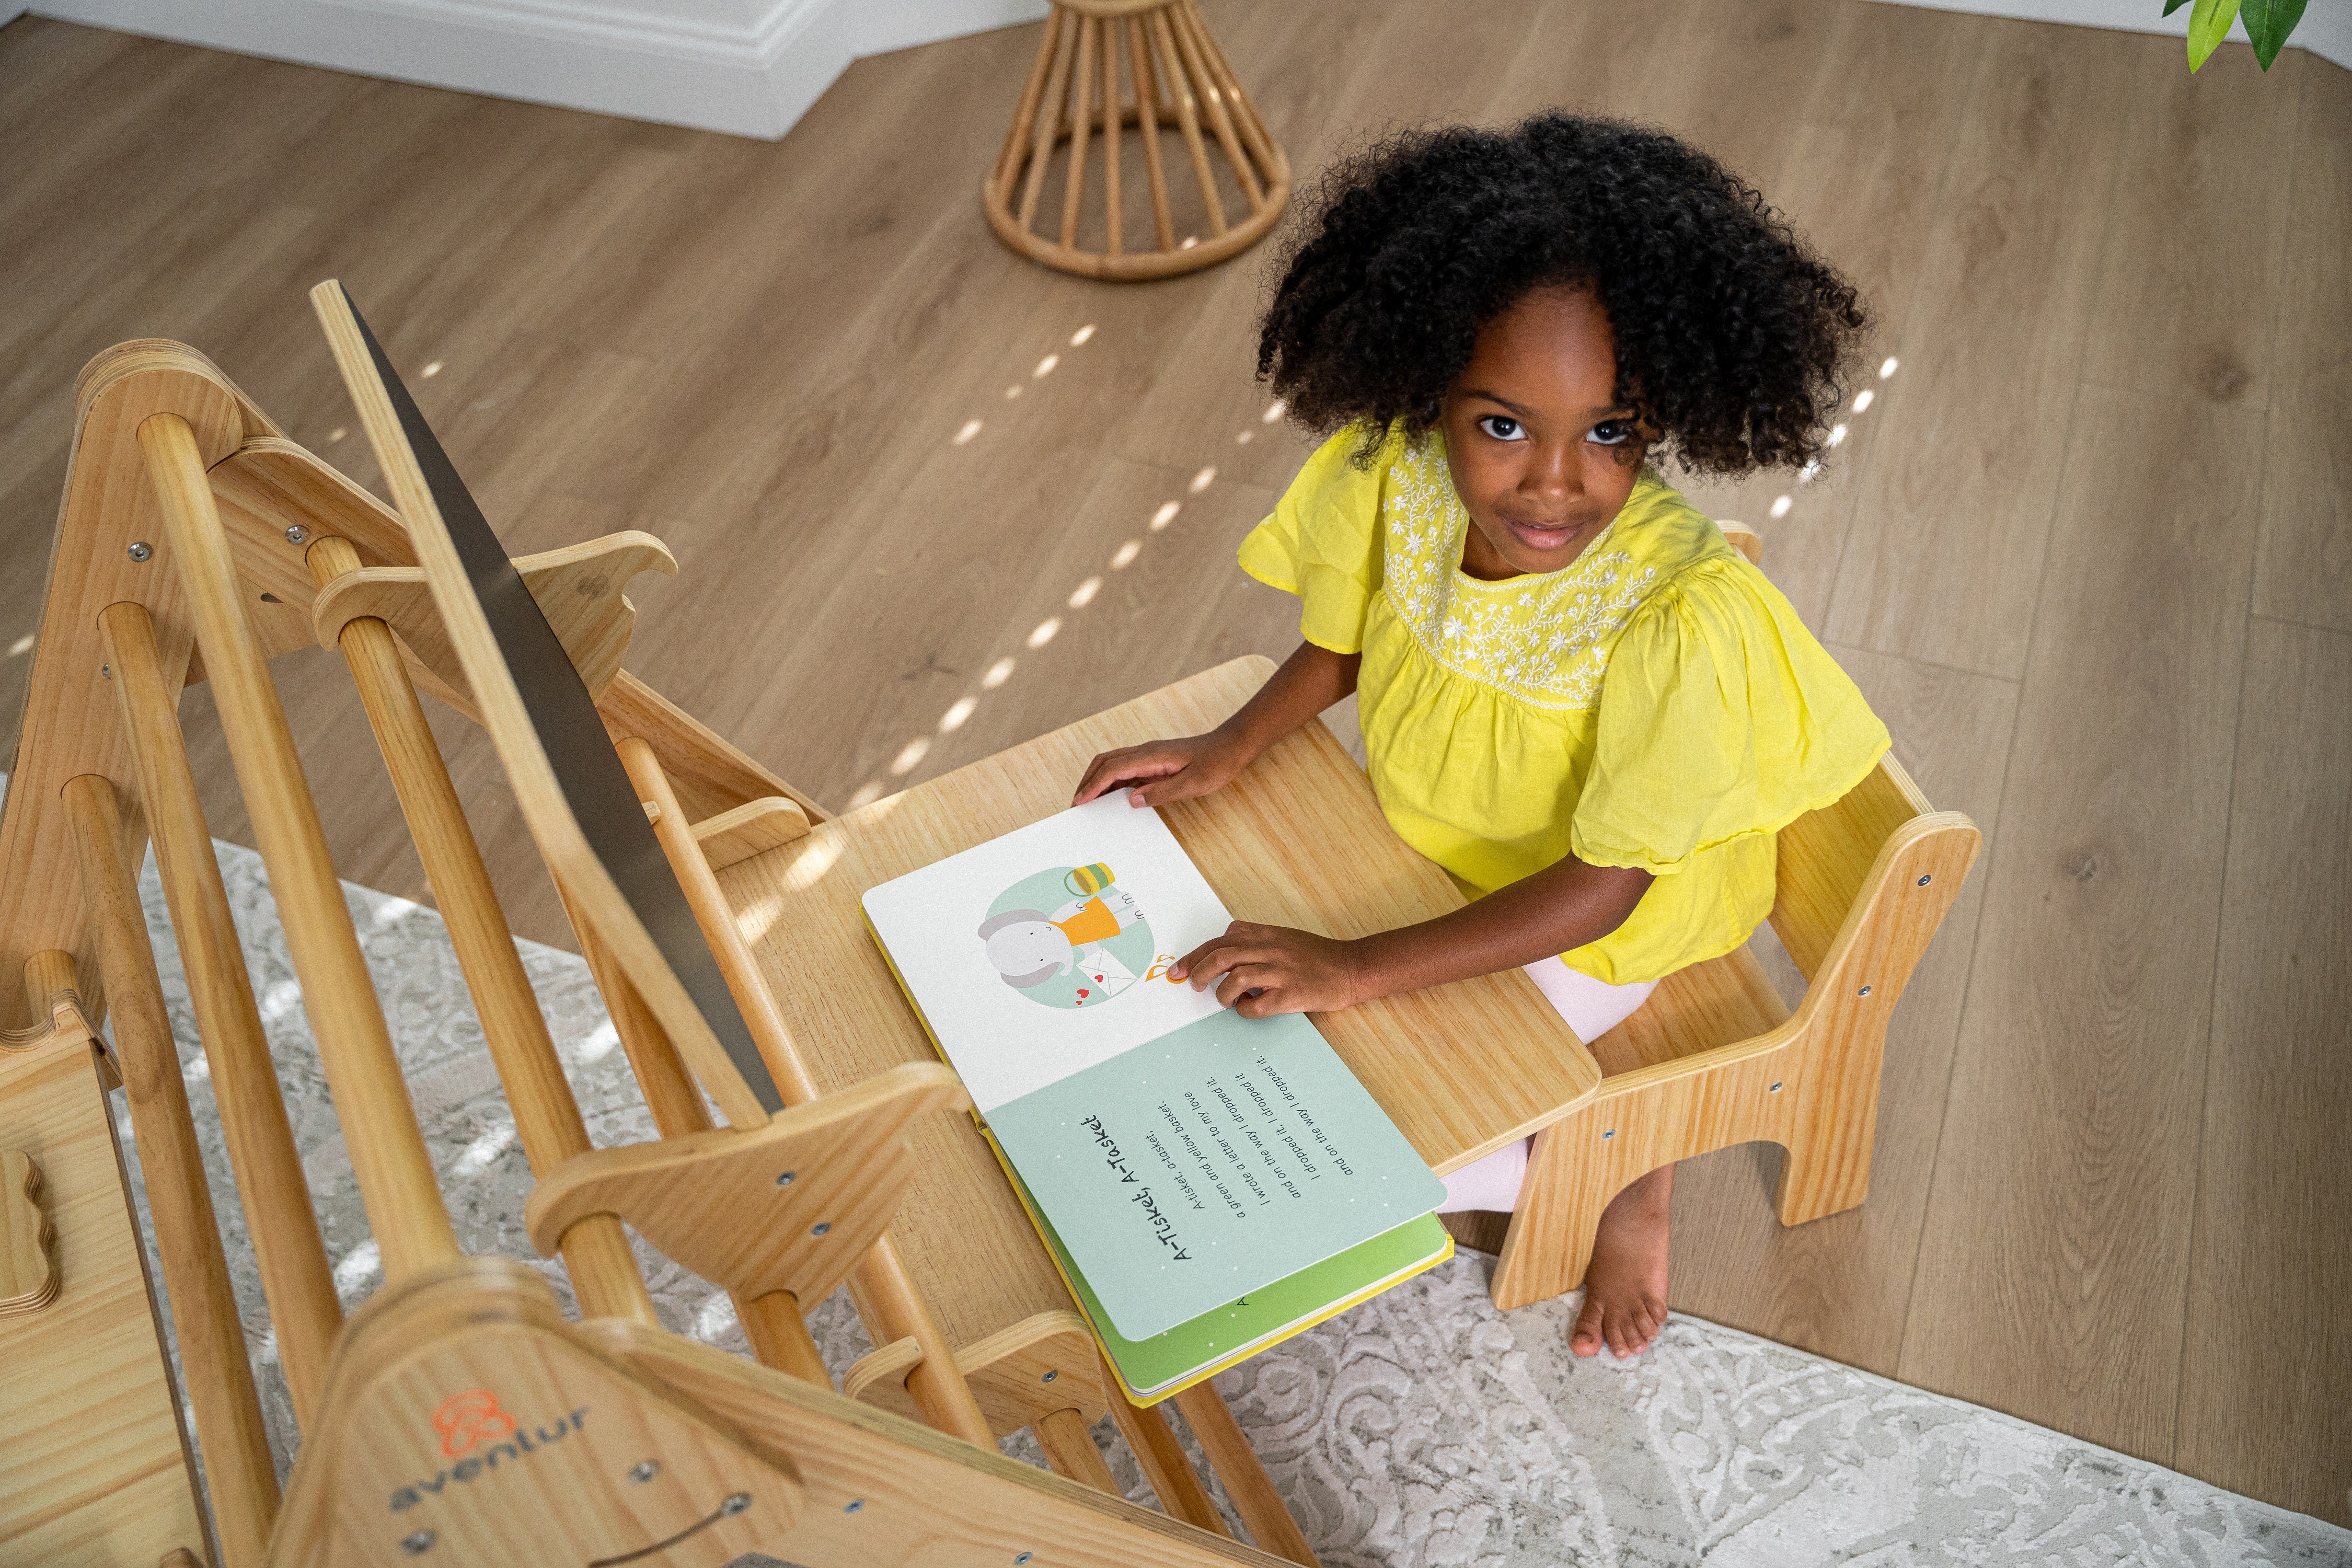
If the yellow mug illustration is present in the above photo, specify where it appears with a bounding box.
[1064,862,1115,898]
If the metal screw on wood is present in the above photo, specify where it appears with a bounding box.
[285,525,308,545]
[127,541,152,561]
[402,1531,436,1555]
[100,664,111,679]
[1770,1081,1783,1092]
[1858,985,1872,997]
[844,1499,866,1515]
[721,1493,752,1515]
[811,1221,832,1236]
[1602,1128,1615,1139]
[628,1460,659,1483]
[1017,1555,1036,1565]
[1917,873,1932,885]
[775,1170,795,1185]
[1041,1369,1058,1382]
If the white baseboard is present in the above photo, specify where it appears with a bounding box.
[1862,0,2350,70]
[21,0,1048,140]
[18,0,2336,147]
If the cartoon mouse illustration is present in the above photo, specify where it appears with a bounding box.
[977,874,1145,994]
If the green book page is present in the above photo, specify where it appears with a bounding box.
[985,1009,1448,1338]
[1006,1156,1451,1399]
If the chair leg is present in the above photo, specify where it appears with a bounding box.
[1489,1116,1614,1312]
[1772,1018,1887,1227]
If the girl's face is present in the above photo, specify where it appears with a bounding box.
[1440,284,1651,581]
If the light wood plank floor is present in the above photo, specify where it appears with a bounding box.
[3,0,2345,1529]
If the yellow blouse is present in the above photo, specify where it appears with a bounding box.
[1239,426,1890,985]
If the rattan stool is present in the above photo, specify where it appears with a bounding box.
[983,0,1290,281]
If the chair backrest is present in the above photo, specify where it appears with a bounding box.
[1769,755,1938,984]
[1724,518,1975,995]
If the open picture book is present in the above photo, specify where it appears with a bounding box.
[862,792,1451,1403]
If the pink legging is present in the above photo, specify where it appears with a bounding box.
[1435,959,1658,1213]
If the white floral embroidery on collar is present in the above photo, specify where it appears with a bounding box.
[1378,437,1660,712]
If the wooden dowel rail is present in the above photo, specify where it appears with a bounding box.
[1151,8,1224,235]
[19,943,114,1086]
[64,775,280,1568]
[99,599,342,1425]
[1102,1356,1229,1538]
[559,880,716,1140]
[139,411,460,1282]
[304,533,658,1328]
[737,1290,836,1387]
[994,4,1063,194]
[617,735,1000,1449]
[1172,1382,1317,1566]
[1167,2,1259,212]
[1100,17,1122,257]
[1035,1405,1121,1495]
[21,949,79,1029]
[554,877,832,1379]
[1187,1,1280,179]
[1017,8,1079,232]
[1131,16,1177,251]
[1060,17,1097,249]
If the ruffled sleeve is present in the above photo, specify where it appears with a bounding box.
[1570,559,1890,875]
[1237,425,1390,654]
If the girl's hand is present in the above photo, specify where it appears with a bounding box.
[1170,922,1368,1017]
[1072,731,1250,809]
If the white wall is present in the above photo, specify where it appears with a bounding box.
[1862,0,2351,70]
[10,0,2339,145]
[17,0,1050,140]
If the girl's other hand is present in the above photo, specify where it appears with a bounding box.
[1170,921,1367,1017]
[1071,732,1247,808]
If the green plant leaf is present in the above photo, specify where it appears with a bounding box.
[2163,0,2192,13]
[2239,0,2307,67]
[2187,0,2242,71]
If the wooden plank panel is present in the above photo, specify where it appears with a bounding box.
[1669,2,1980,628]
[1668,644,2017,1376]
[1897,385,2261,1463]
[1822,20,2140,677]
[0,1038,207,1567]
[2076,45,2301,408]
[809,458,1286,812]
[2174,618,2352,1527]
[2251,62,2352,635]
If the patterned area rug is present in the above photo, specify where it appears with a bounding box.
[94,820,2350,1566]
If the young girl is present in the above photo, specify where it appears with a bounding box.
[1073,114,1887,1360]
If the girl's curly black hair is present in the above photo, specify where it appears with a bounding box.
[1257,113,1869,476]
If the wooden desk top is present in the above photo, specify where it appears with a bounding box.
[719,657,1599,1351]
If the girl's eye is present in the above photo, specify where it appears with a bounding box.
[1477,415,1526,442]
[1588,419,1636,447]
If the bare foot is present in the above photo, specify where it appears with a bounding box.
[1570,1163,1673,1358]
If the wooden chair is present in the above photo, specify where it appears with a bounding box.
[1475,527,1985,1311]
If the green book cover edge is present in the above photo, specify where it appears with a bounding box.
[999,1145,1452,1404]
